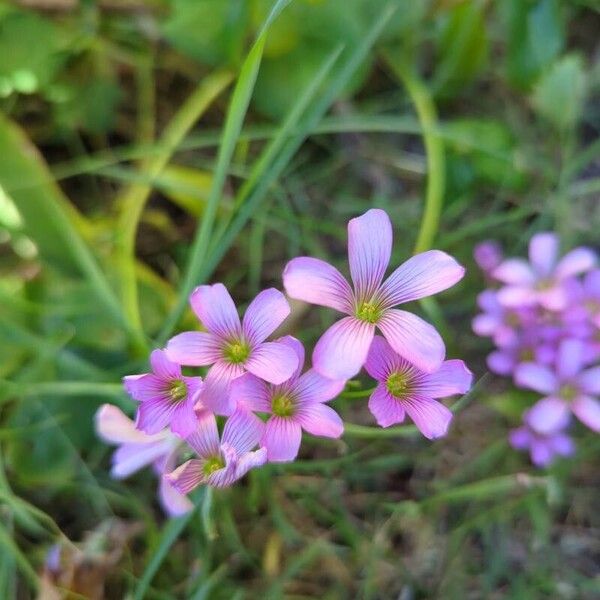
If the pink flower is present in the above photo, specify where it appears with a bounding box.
[123,349,203,438]
[515,339,600,434]
[166,285,299,415]
[474,240,503,277]
[283,209,465,379]
[95,404,193,517]
[364,336,472,437]
[493,232,596,310]
[230,336,345,462]
[510,411,575,468]
[166,408,267,492]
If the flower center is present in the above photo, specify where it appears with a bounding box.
[585,299,600,314]
[168,379,188,403]
[386,371,412,398]
[559,384,578,402]
[356,301,382,324]
[536,278,553,291]
[223,340,250,364]
[519,348,534,362]
[203,456,225,476]
[272,393,295,417]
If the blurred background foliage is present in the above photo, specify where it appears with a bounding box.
[0,0,599,598]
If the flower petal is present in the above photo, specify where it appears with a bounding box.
[230,373,271,412]
[190,283,241,339]
[296,402,343,438]
[493,259,535,285]
[530,440,554,467]
[378,309,445,373]
[312,316,375,380]
[571,395,600,432]
[185,410,220,458]
[261,417,302,462]
[234,447,267,480]
[576,366,600,394]
[293,369,346,404]
[112,441,172,479]
[201,361,243,415]
[123,374,166,402]
[243,288,291,346]
[95,404,154,444]
[556,338,584,380]
[550,433,575,457]
[496,286,537,307]
[403,396,453,439]
[136,398,178,435]
[368,384,405,427]
[417,360,473,398]
[276,335,305,379]
[514,363,558,394]
[379,250,465,308]
[165,459,205,494]
[487,350,515,375]
[245,341,299,384]
[555,247,597,279]
[348,208,392,301]
[222,407,265,455]
[283,257,353,313]
[364,335,399,381]
[170,399,198,439]
[159,476,194,517]
[474,241,503,273]
[528,232,559,277]
[166,332,222,367]
[150,349,181,380]
[526,397,570,435]
[509,427,531,450]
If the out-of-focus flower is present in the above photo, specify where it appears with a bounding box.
[283,208,465,379]
[363,336,472,437]
[510,410,575,467]
[166,285,298,415]
[493,232,596,310]
[230,336,345,462]
[515,339,600,433]
[123,349,203,438]
[474,240,503,277]
[166,408,266,492]
[95,404,192,516]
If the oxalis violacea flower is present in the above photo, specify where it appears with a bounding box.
[283,208,465,379]
[364,336,472,437]
[166,285,299,416]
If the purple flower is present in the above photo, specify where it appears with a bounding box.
[123,349,203,438]
[283,208,465,379]
[95,404,193,517]
[515,339,600,433]
[474,240,503,277]
[166,408,267,492]
[510,411,575,468]
[363,336,472,437]
[230,336,345,462]
[493,232,596,310]
[166,285,298,415]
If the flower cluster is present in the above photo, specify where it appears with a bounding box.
[96,209,471,514]
[473,234,600,467]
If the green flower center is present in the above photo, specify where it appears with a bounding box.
[585,299,600,314]
[223,340,250,364]
[168,379,188,403]
[519,348,534,362]
[560,384,578,402]
[386,371,412,398]
[203,456,225,476]
[272,393,295,417]
[356,301,382,324]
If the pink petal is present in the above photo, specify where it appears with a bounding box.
[275,335,305,379]
[378,309,445,373]
[472,314,501,337]
[509,427,531,450]
[95,404,154,444]
[550,433,575,457]
[201,361,243,415]
[165,459,205,494]
[234,447,268,480]
[527,397,570,435]
[170,399,198,439]
[556,338,584,380]
[474,241,503,273]
[165,332,222,367]
[493,259,535,285]
[296,402,343,438]
[555,247,597,279]
[190,283,241,339]
[528,232,559,276]
[159,476,194,517]
[123,374,166,402]
[283,256,353,313]
[496,286,537,307]
[583,269,600,295]
[514,363,558,394]
[379,250,465,308]
[230,373,271,412]
[368,384,405,427]
[242,288,291,346]
[530,440,554,467]
[364,335,398,381]
[487,350,515,375]
[136,398,178,435]
[403,396,453,439]
[312,316,375,380]
[571,395,600,432]
[222,407,265,455]
[112,440,172,479]
[576,366,600,395]
[417,360,473,398]
[149,349,181,380]
[293,369,346,404]
[185,410,220,458]
[348,208,392,301]
[245,341,299,384]
[261,417,302,462]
